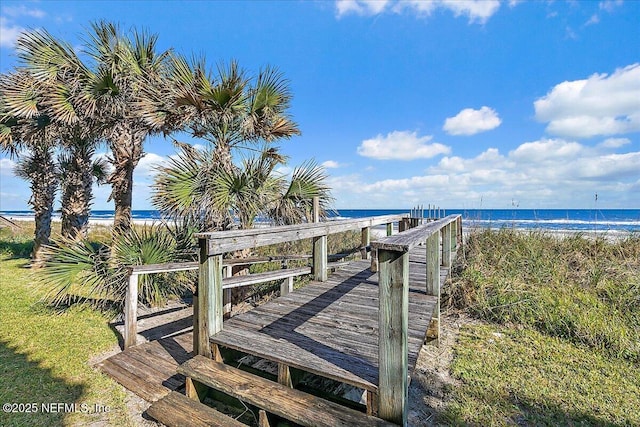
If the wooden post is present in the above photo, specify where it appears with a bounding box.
[278,363,293,388]
[311,197,328,282]
[377,248,409,426]
[281,276,294,295]
[195,239,223,357]
[223,265,232,318]
[425,232,441,344]
[124,273,138,349]
[361,226,370,259]
[386,222,393,236]
[442,223,452,269]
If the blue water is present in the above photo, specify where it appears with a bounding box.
[2,209,639,233]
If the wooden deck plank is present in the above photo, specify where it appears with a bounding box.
[179,356,397,427]
[98,358,170,402]
[210,252,439,392]
[147,391,246,427]
[101,245,454,407]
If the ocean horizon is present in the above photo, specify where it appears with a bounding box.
[2,208,639,234]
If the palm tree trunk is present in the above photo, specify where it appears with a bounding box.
[108,123,145,233]
[30,145,57,265]
[61,142,93,239]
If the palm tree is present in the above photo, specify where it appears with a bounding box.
[0,71,59,264]
[57,131,108,239]
[15,22,171,233]
[151,142,332,230]
[5,31,107,241]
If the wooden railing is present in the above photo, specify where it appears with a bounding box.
[123,255,313,349]
[371,214,462,425]
[193,213,409,358]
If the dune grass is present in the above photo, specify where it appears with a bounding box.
[442,229,640,425]
[0,228,133,427]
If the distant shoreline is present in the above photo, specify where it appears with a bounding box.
[4,215,636,241]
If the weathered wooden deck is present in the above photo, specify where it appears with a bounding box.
[98,246,447,405]
[211,250,444,393]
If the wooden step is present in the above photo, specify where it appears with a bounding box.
[178,355,397,427]
[147,391,246,427]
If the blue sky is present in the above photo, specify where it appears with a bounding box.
[1,0,639,210]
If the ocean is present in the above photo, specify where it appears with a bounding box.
[2,209,639,234]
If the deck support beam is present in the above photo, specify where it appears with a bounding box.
[377,248,409,426]
[195,239,223,357]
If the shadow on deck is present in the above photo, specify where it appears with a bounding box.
[98,247,445,407]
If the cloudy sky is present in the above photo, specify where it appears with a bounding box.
[1,0,639,210]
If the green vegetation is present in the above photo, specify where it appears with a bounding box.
[443,229,640,425]
[0,229,132,427]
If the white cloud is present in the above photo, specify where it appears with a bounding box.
[584,14,600,26]
[599,0,623,13]
[0,158,16,176]
[321,160,342,169]
[439,0,501,23]
[338,0,501,23]
[0,5,46,48]
[599,138,630,148]
[1,5,46,19]
[0,17,24,47]
[357,130,451,160]
[336,0,390,17]
[443,106,502,135]
[331,138,640,208]
[535,63,640,138]
[134,153,167,180]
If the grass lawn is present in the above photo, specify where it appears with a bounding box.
[0,229,133,427]
[441,229,640,426]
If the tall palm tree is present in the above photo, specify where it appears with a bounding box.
[6,31,107,240]
[0,71,59,264]
[57,130,108,239]
[15,22,171,233]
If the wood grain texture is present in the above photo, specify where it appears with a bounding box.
[124,273,139,349]
[377,249,409,426]
[372,215,460,252]
[196,215,407,254]
[147,391,246,427]
[178,356,397,427]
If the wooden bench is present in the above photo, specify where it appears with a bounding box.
[147,390,245,427]
[178,355,398,427]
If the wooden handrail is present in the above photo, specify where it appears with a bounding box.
[371,215,460,252]
[374,214,461,424]
[196,214,407,254]
[194,205,410,358]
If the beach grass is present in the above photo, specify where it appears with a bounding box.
[442,229,640,425]
[0,229,133,427]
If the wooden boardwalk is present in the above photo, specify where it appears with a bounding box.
[98,213,462,425]
[98,246,448,406]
